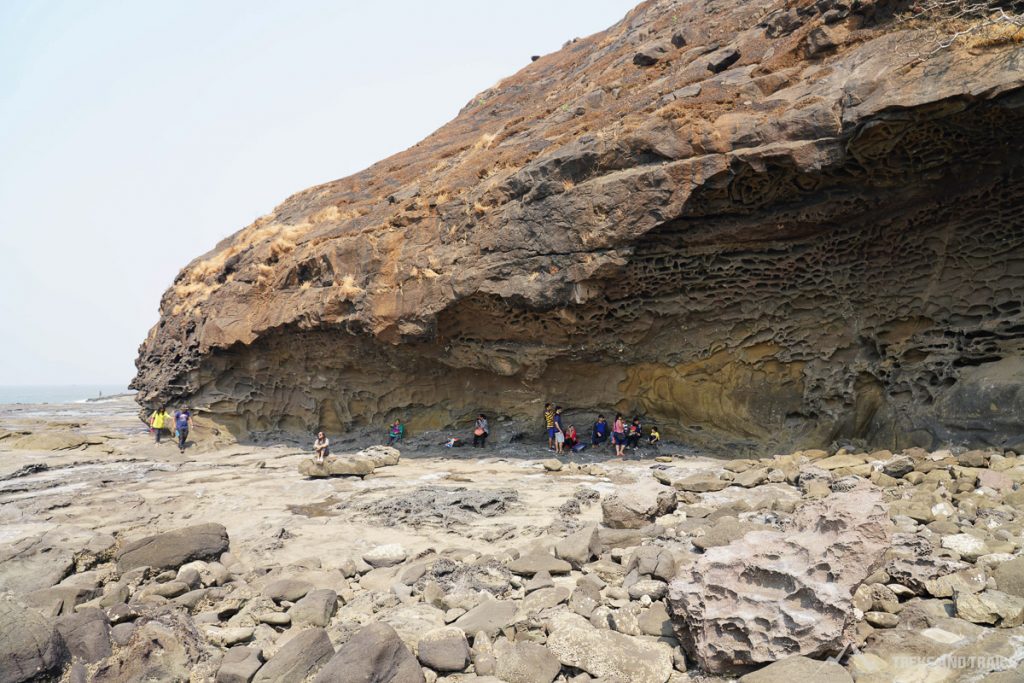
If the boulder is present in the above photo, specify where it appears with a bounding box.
[602,486,676,529]
[668,484,893,673]
[671,472,729,493]
[299,456,375,478]
[313,622,423,683]
[940,534,990,562]
[546,612,673,683]
[542,459,562,472]
[452,598,518,637]
[356,445,401,467]
[216,646,263,683]
[738,655,852,682]
[0,596,67,683]
[288,589,337,627]
[416,626,470,672]
[364,544,408,568]
[955,590,1024,627]
[493,639,561,683]
[625,546,677,582]
[554,525,601,568]
[993,556,1024,597]
[518,586,570,617]
[116,523,229,572]
[253,627,333,683]
[634,41,671,67]
[55,608,111,663]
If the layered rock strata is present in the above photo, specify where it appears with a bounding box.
[133,0,1024,452]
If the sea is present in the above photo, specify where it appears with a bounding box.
[0,385,132,405]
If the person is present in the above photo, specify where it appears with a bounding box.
[648,425,661,448]
[388,420,405,446]
[149,406,171,444]
[565,424,578,450]
[612,413,626,458]
[591,415,608,447]
[627,416,643,449]
[553,406,565,455]
[473,414,489,447]
[173,406,193,453]
[544,402,556,451]
[314,431,330,463]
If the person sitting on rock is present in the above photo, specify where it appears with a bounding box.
[627,416,643,449]
[648,425,661,448]
[387,420,405,446]
[591,414,608,447]
[473,414,489,447]
[565,424,578,450]
[314,431,330,463]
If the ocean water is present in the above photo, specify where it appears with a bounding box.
[0,385,132,405]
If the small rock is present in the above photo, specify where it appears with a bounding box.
[416,626,470,673]
[254,628,334,683]
[507,553,572,576]
[864,611,899,628]
[494,639,561,683]
[364,544,408,568]
[216,646,263,683]
[288,588,337,627]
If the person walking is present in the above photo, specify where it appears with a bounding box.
[553,406,565,455]
[173,406,193,453]
[314,431,330,463]
[544,403,556,451]
[612,413,626,458]
[473,414,489,447]
[149,406,171,443]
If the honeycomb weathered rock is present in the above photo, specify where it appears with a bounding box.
[132,0,1024,453]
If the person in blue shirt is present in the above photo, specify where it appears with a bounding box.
[553,406,565,455]
[591,414,609,447]
[174,407,193,453]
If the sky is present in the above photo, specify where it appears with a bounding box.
[0,0,636,387]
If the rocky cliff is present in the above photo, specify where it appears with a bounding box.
[133,0,1024,453]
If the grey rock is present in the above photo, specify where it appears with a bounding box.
[452,598,518,637]
[313,622,423,683]
[253,627,333,683]
[554,525,601,568]
[546,612,672,683]
[288,589,337,627]
[263,578,313,603]
[416,626,470,672]
[55,608,111,663]
[0,595,67,683]
[602,486,676,529]
[738,655,852,682]
[216,646,263,683]
[706,47,740,73]
[110,622,135,647]
[625,546,676,582]
[116,523,229,572]
[493,639,561,683]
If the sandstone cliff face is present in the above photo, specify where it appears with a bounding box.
[133,0,1024,453]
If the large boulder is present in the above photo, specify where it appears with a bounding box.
[357,445,401,467]
[601,486,676,529]
[116,523,229,571]
[299,456,375,478]
[55,608,111,663]
[253,627,334,683]
[545,612,673,683]
[0,596,67,683]
[313,622,424,683]
[493,639,561,683]
[668,484,893,674]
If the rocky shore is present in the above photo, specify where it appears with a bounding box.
[1,398,1023,681]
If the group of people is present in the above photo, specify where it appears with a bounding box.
[548,404,659,458]
[147,406,194,453]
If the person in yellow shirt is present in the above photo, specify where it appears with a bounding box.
[648,425,661,449]
[149,407,171,444]
[544,402,556,451]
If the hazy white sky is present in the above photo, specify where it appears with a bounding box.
[0,0,635,386]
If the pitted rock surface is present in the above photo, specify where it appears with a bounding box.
[132,1,1024,455]
[667,483,894,674]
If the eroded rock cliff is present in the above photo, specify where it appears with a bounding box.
[133,0,1024,452]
